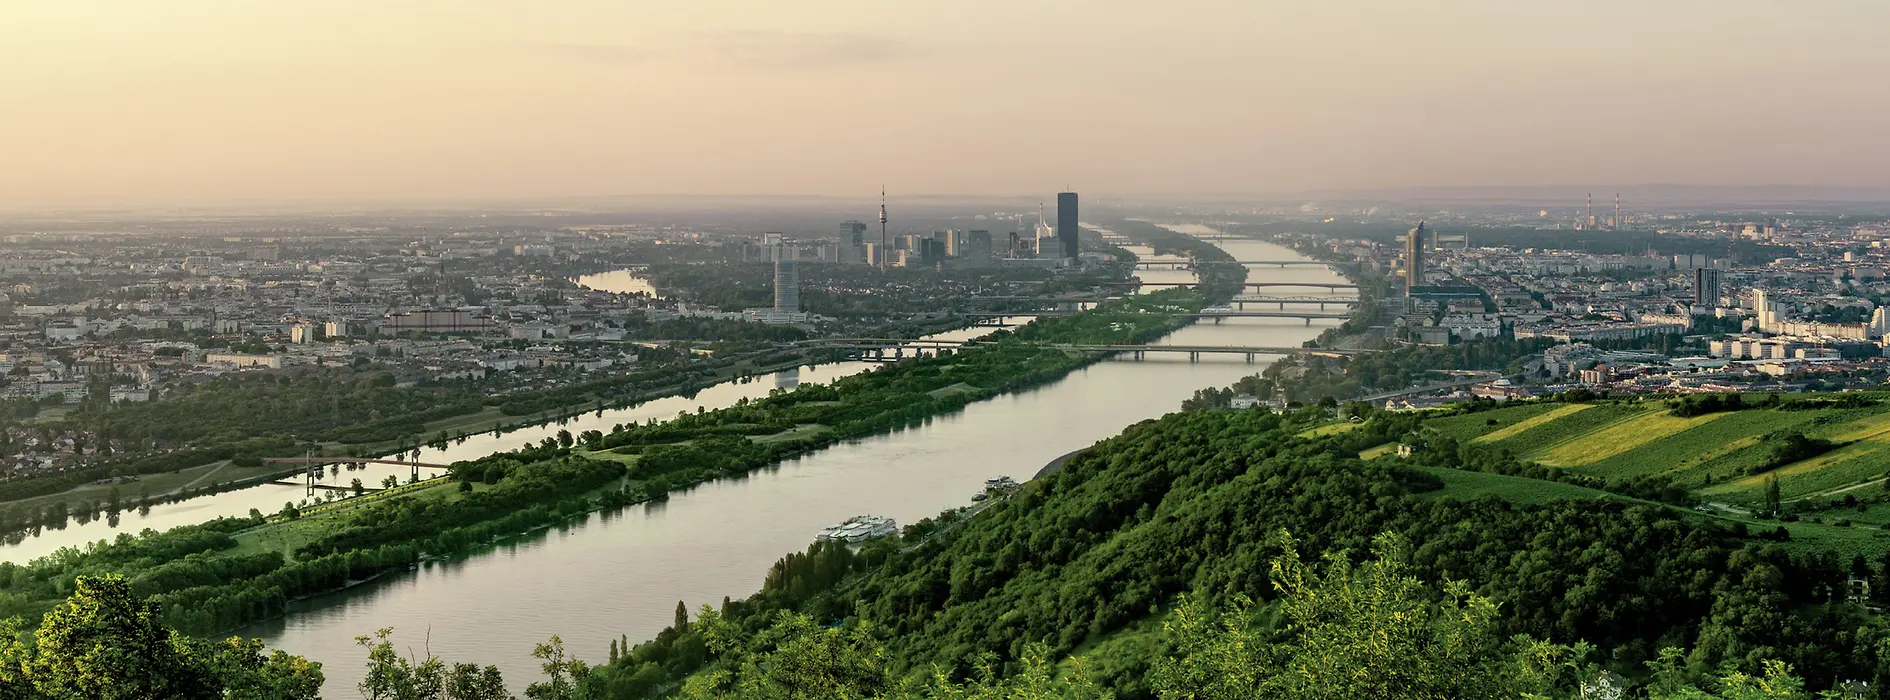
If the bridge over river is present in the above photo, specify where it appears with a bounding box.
[805,337,1361,362]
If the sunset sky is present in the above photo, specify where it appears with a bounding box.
[4,1,1887,204]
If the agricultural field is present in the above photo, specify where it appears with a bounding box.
[1424,402,1570,443]
[1422,397,1890,507]
[1530,410,1732,467]
[1469,403,1647,462]
[1577,409,1804,484]
[1409,396,1890,558]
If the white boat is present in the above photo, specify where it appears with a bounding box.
[816,515,898,543]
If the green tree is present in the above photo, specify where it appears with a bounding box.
[1150,531,1568,700]
[357,628,512,700]
[26,575,221,699]
[524,635,591,700]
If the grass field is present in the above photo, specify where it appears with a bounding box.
[1359,443,1399,460]
[1574,410,1819,484]
[1531,410,1733,467]
[1421,399,1890,510]
[1474,404,1647,464]
[231,477,473,557]
[1296,421,1363,439]
[1414,466,1624,505]
[1424,403,1570,443]
[752,424,830,443]
[0,460,291,518]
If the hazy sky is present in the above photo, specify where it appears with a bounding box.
[4,1,1888,204]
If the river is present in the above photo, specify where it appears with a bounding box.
[232,232,1351,694]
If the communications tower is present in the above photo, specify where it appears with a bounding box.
[878,186,889,272]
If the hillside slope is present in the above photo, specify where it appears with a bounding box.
[597,408,1890,697]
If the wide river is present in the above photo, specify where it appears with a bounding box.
[23,229,1352,694]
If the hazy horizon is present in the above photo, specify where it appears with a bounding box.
[6,1,1889,206]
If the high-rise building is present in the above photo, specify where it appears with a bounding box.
[967,230,992,260]
[840,221,867,247]
[1056,192,1079,260]
[762,233,799,314]
[1694,268,1723,309]
[1404,222,1427,294]
[774,256,800,314]
[1753,289,1776,332]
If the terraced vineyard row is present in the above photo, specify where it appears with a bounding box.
[1424,397,1890,503]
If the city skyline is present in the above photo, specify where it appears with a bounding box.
[5,1,1890,206]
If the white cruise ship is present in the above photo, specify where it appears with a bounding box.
[816,515,898,543]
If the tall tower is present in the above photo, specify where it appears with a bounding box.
[771,236,800,314]
[1614,193,1622,230]
[1694,268,1723,310]
[1404,222,1427,295]
[1056,192,1080,261]
[1586,193,1595,230]
[840,220,867,247]
[878,186,889,272]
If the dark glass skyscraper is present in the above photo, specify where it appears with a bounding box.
[1404,222,1426,294]
[1694,267,1723,309]
[840,220,867,247]
[1056,192,1079,260]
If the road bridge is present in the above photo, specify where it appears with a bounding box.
[1231,295,1360,310]
[962,310,1351,325]
[804,337,1362,363]
[262,457,451,496]
[1108,281,1358,290]
[1130,259,1356,269]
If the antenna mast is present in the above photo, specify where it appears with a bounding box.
[878,186,888,272]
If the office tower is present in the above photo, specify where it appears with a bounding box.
[774,251,800,314]
[944,229,964,257]
[840,221,867,247]
[1404,222,1427,294]
[1056,192,1079,260]
[1694,268,1723,309]
[1753,289,1776,332]
[968,230,992,260]
[1007,231,1021,258]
